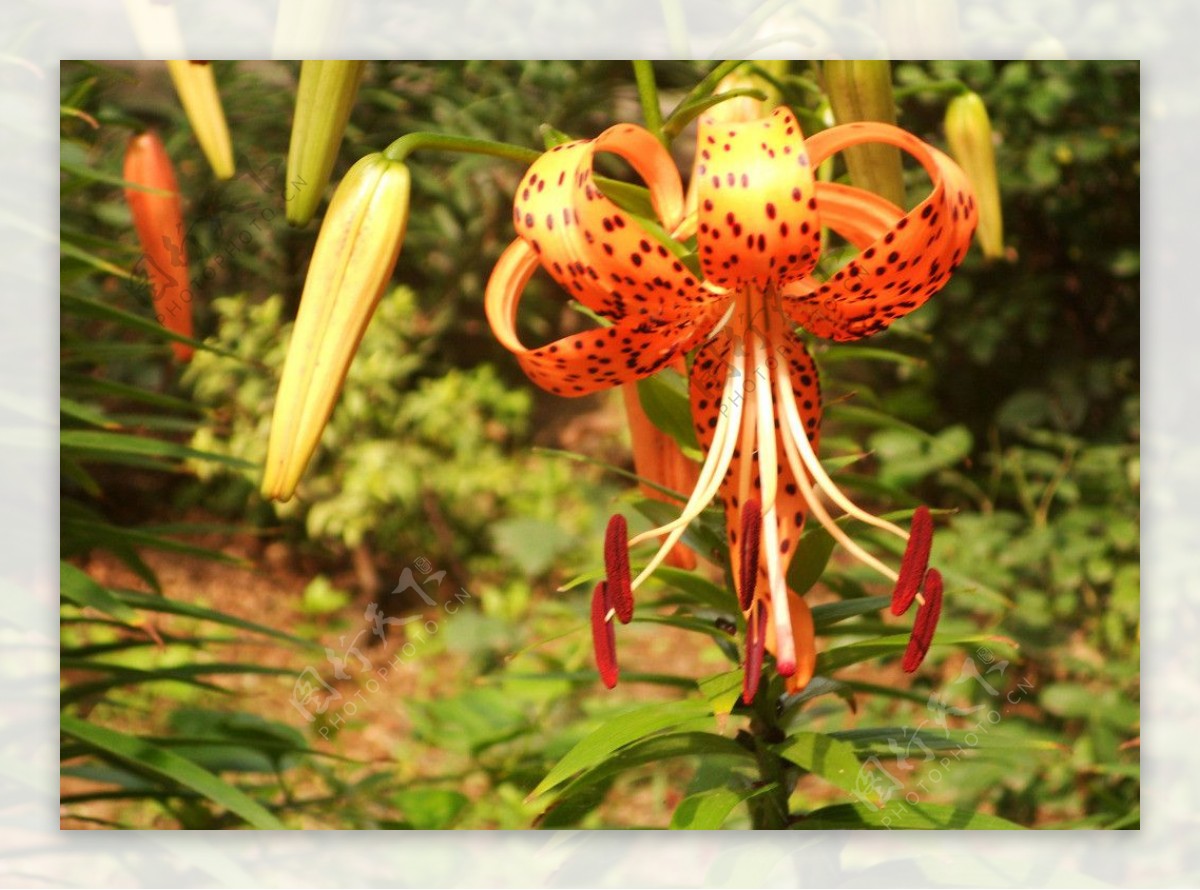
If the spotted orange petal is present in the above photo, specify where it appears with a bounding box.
[485,239,728,397]
[510,124,716,321]
[782,122,977,341]
[693,106,821,290]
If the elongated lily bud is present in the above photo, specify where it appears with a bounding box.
[123,132,194,362]
[286,60,366,226]
[824,60,905,208]
[165,60,234,180]
[262,153,411,501]
[945,91,1004,260]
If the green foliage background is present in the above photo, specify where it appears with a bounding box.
[60,60,1138,830]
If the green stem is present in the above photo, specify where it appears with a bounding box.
[632,60,665,144]
[383,132,541,165]
[745,681,793,829]
[380,130,655,218]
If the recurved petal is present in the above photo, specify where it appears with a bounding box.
[782,122,977,342]
[511,125,714,321]
[693,106,821,289]
[813,181,903,249]
[485,240,729,397]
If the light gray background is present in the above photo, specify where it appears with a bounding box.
[16,0,1173,885]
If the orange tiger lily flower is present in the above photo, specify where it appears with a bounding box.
[485,108,977,701]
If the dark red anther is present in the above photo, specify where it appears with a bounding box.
[741,602,768,704]
[604,513,633,624]
[738,499,762,612]
[891,505,933,616]
[902,567,944,673]
[590,581,619,688]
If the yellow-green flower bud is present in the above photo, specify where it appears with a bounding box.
[286,60,366,226]
[165,60,234,180]
[262,153,411,501]
[945,91,1004,260]
[824,60,905,208]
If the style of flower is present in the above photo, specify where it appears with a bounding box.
[484,107,977,701]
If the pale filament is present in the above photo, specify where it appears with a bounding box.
[774,357,900,583]
[629,338,747,590]
[753,333,794,672]
[781,351,908,543]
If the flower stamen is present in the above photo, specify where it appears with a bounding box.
[590,581,619,688]
[742,600,767,704]
[891,505,933,615]
[738,498,762,611]
[604,513,633,623]
[902,567,943,672]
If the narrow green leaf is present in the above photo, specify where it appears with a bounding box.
[60,240,136,279]
[825,403,935,440]
[774,731,862,796]
[63,374,202,415]
[546,731,752,810]
[786,526,836,597]
[60,430,253,469]
[530,698,715,800]
[818,345,926,368]
[649,567,734,611]
[65,518,246,566]
[664,59,744,121]
[810,595,891,630]
[670,783,774,829]
[698,670,744,715]
[112,588,316,648]
[830,725,1065,753]
[59,661,296,705]
[816,633,1012,674]
[60,397,118,429]
[60,561,138,624]
[60,716,286,829]
[794,801,1025,830]
[662,88,769,141]
[62,293,244,362]
[637,368,702,455]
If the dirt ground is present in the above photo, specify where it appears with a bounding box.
[60,512,728,829]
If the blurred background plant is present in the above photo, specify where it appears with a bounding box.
[60,59,1138,829]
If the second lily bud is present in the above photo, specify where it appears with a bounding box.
[262,153,412,502]
[286,60,366,227]
[945,90,1005,260]
[824,60,906,208]
[166,60,234,180]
